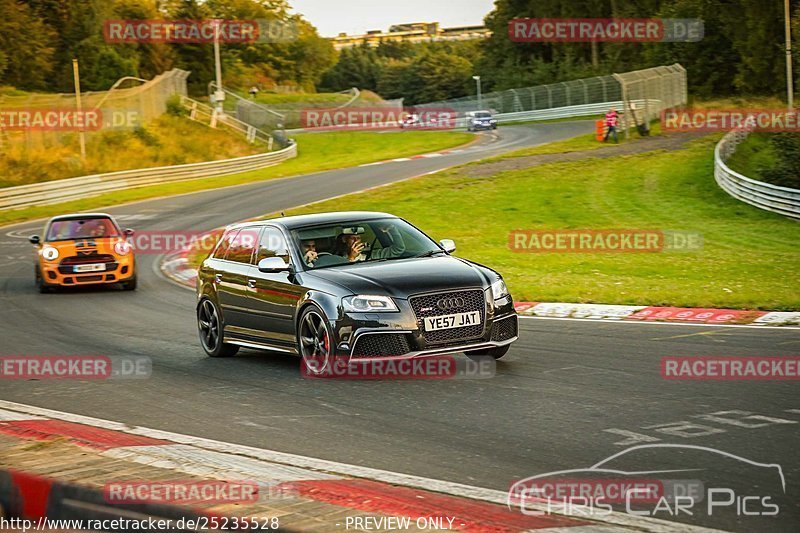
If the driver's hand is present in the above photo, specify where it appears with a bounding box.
[304,250,318,264]
[349,242,365,261]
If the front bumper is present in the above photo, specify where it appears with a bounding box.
[334,291,518,361]
[38,256,135,287]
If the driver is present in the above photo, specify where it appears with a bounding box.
[336,225,406,262]
[301,239,319,267]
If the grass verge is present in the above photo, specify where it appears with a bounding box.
[273,134,800,310]
[0,130,473,227]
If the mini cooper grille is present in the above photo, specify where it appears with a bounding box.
[410,289,485,345]
[352,334,412,357]
[492,315,518,342]
[58,254,118,274]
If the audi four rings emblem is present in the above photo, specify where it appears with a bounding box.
[436,297,465,310]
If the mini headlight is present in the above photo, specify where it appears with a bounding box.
[491,279,509,300]
[343,295,399,313]
[41,246,59,261]
[114,240,132,255]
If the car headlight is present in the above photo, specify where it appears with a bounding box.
[343,295,399,313]
[491,279,509,300]
[41,246,59,261]
[114,240,132,256]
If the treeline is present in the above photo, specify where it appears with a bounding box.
[320,0,800,102]
[0,0,335,95]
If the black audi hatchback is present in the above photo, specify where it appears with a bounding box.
[196,212,518,372]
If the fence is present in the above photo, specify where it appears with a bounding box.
[714,130,800,220]
[0,69,190,149]
[179,96,278,149]
[415,64,687,133]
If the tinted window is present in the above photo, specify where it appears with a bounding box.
[212,229,239,259]
[224,227,259,264]
[257,227,290,263]
[46,217,120,241]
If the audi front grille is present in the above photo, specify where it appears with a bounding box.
[409,288,486,345]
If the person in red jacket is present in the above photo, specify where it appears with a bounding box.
[603,107,622,143]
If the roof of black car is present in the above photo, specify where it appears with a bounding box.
[231,212,397,231]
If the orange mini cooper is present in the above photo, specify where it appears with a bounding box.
[30,213,136,292]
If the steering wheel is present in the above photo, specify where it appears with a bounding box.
[316,252,332,257]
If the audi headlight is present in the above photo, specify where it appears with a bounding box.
[41,246,59,261]
[491,279,509,300]
[343,295,399,313]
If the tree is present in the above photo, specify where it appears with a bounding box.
[0,0,56,90]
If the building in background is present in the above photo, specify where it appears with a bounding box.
[332,22,491,50]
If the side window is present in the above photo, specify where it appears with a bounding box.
[224,227,259,264]
[257,227,290,264]
[212,229,239,259]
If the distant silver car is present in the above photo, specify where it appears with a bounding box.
[466,110,497,131]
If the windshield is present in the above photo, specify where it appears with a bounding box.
[292,218,442,269]
[474,112,492,118]
[46,217,120,241]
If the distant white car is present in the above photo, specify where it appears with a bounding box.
[400,113,439,129]
[466,110,497,131]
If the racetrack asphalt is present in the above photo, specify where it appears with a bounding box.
[0,122,797,532]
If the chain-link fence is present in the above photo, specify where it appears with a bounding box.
[614,64,687,136]
[413,64,687,133]
[0,69,190,150]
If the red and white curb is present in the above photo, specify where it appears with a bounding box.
[0,401,722,532]
[513,302,800,327]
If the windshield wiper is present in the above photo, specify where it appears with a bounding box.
[413,250,446,259]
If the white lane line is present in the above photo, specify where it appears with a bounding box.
[518,315,800,330]
[0,408,44,421]
[0,400,724,532]
[392,158,412,162]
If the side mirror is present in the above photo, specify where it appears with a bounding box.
[29,235,40,245]
[440,239,456,253]
[257,257,290,273]
[124,228,135,236]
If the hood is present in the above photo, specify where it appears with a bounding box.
[305,255,491,298]
[45,237,122,256]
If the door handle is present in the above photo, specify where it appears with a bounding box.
[214,273,223,284]
[247,279,257,288]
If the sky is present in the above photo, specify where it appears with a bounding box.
[288,0,496,37]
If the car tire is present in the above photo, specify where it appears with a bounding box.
[297,305,336,377]
[198,298,239,358]
[121,275,137,291]
[35,267,52,294]
[465,345,509,360]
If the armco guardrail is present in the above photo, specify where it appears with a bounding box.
[714,130,800,220]
[0,142,297,211]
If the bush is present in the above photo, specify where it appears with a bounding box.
[165,95,187,117]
